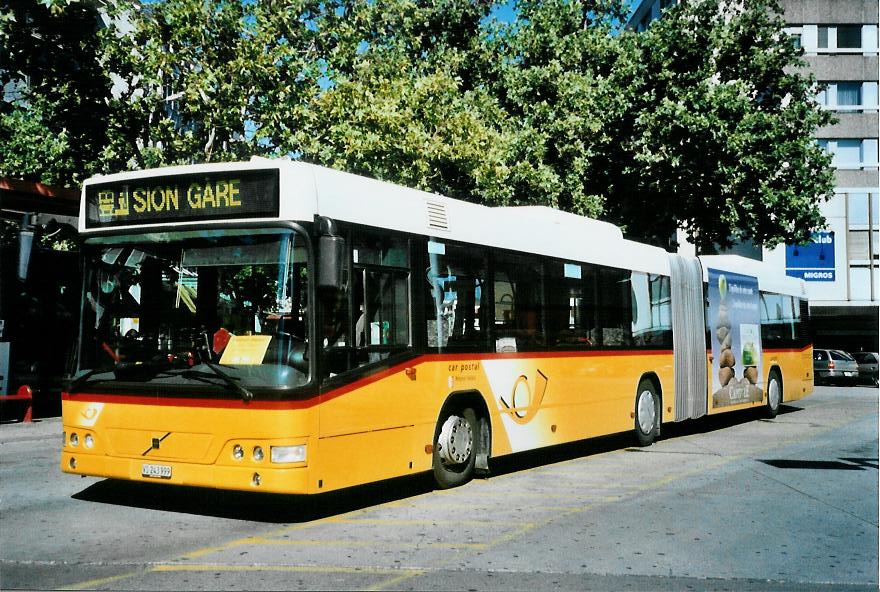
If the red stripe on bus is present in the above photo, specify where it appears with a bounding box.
[63,349,675,410]
[60,392,316,410]
[764,346,812,354]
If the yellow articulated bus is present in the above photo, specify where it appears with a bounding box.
[62,158,813,493]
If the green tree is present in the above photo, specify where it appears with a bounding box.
[487,0,631,215]
[602,0,834,250]
[1,0,833,253]
[291,0,514,204]
[98,0,326,170]
[0,0,112,187]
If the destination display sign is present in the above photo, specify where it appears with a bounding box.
[84,169,280,228]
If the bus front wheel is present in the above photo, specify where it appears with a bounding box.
[634,380,660,447]
[433,407,477,489]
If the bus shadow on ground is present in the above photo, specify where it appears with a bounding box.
[489,404,804,477]
[72,404,804,522]
[72,474,437,523]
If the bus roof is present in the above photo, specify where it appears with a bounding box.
[700,255,806,298]
[81,158,806,297]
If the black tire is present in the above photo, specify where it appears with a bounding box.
[432,406,478,489]
[634,380,660,447]
[766,369,782,418]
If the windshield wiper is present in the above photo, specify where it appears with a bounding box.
[199,361,254,402]
[69,356,253,402]
[67,368,110,393]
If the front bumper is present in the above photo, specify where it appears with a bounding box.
[61,451,311,494]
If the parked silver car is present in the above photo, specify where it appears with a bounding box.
[813,349,860,385]
[850,352,879,386]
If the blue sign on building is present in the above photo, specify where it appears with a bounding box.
[785,232,835,282]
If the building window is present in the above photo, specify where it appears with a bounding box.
[847,192,879,302]
[836,25,862,49]
[849,193,870,225]
[818,139,879,169]
[818,26,829,48]
[784,27,803,50]
[850,266,872,300]
[837,83,862,106]
[848,230,870,261]
[817,82,879,112]
[837,139,863,166]
[813,24,877,53]
[873,194,879,226]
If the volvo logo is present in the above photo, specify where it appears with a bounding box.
[142,432,171,456]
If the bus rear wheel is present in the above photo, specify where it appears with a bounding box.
[634,380,660,447]
[766,370,782,418]
[433,407,477,489]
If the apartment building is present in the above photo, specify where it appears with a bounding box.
[627,0,879,351]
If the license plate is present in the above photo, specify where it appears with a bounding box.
[141,463,172,479]
[844,372,854,377]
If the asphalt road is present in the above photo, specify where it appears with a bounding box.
[1,385,877,591]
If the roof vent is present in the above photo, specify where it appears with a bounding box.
[425,201,449,232]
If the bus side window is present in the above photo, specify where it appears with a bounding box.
[596,268,634,347]
[493,253,545,351]
[352,234,411,367]
[545,261,597,349]
[321,231,411,377]
[760,292,797,347]
[426,241,488,351]
[630,272,672,348]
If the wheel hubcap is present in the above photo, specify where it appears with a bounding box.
[637,390,656,434]
[437,415,473,466]
[768,378,780,410]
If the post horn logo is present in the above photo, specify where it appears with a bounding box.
[499,369,548,424]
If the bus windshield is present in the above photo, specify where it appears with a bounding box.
[74,228,310,393]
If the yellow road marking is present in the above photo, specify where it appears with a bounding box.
[326,517,528,527]
[59,570,147,591]
[243,536,487,550]
[366,568,427,591]
[153,563,421,576]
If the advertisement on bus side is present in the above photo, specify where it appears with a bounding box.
[708,269,764,408]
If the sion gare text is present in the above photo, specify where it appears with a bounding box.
[97,178,243,218]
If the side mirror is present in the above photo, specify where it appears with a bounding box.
[317,218,346,290]
[17,219,34,282]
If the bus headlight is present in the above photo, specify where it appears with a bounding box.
[252,446,264,462]
[84,434,94,449]
[232,444,244,460]
[70,433,79,447]
[271,445,306,464]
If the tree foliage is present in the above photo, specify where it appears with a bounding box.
[289,1,516,204]
[0,0,112,186]
[98,0,326,169]
[0,0,833,249]
[607,0,835,250]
